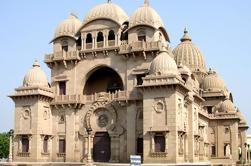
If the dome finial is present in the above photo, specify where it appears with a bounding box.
[107,0,112,3]
[33,59,40,67]
[69,12,78,19]
[180,27,192,42]
[144,0,150,6]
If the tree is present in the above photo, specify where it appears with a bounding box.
[0,132,9,159]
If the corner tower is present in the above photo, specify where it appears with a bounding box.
[9,61,53,162]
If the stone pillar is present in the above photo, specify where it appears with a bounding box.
[82,37,85,50]
[241,131,247,162]
[115,34,118,46]
[187,102,195,162]
[164,132,169,153]
[103,35,106,48]
[230,122,239,161]
[126,104,136,160]
[110,134,120,162]
[28,136,32,152]
[65,110,75,162]
[92,37,96,49]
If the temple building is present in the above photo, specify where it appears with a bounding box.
[9,0,249,165]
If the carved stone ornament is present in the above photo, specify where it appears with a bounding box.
[84,101,117,131]
[153,99,165,113]
[22,107,31,119]
[43,110,50,120]
[97,114,109,128]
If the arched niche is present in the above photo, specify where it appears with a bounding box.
[83,66,124,95]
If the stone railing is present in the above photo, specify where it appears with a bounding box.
[97,41,104,48]
[86,43,92,49]
[108,40,115,47]
[17,152,30,157]
[52,91,142,106]
[52,95,85,105]
[85,90,142,103]
[150,152,168,158]
[119,41,161,54]
[44,51,80,63]
[57,153,66,157]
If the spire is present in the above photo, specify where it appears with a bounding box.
[107,0,112,3]
[180,27,192,42]
[144,0,150,6]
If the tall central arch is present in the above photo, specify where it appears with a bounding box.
[83,66,124,95]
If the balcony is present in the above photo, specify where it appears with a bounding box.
[119,41,161,54]
[44,51,80,64]
[51,91,142,108]
[85,90,142,103]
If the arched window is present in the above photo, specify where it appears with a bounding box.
[43,136,49,153]
[108,30,115,46]
[61,40,68,52]
[97,32,104,48]
[86,33,93,49]
[138,30,146,42]
[86,33,93,43]
[108,30,115,41]
[97,32,104,42]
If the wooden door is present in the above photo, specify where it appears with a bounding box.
[93,132,111,162]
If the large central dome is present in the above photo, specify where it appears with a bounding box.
[83,1,129,26]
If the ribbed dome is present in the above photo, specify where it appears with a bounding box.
[52,14,82,42]
[129,0,164,30]
[23,60,49,88]
[173,29,206,73]
[83,1,128,26]
[149,50,179,76]
[202,70,226,92]
[219,99,236,113]
[237,111,247,125]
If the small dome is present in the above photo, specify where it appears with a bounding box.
[52,14,82,42]
[83,1,128,26]
[149,49,179,76]
[129,1,164,30]
[202,70,226,92]
[236,111,247,125]
[219,99,236,113]
[173,28,206,73]
[23,60,49,88]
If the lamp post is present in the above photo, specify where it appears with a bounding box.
[8,129,14,162]
[86,128,93,165]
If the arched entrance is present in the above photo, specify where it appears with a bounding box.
[93,132,111,162]
[83,66,124,95]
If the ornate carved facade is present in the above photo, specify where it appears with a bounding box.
[9,0,248,165]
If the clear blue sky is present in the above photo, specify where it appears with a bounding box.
[0,0,251,133]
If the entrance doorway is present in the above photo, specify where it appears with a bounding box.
[93,132,111,162]
[137,138,143,161]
